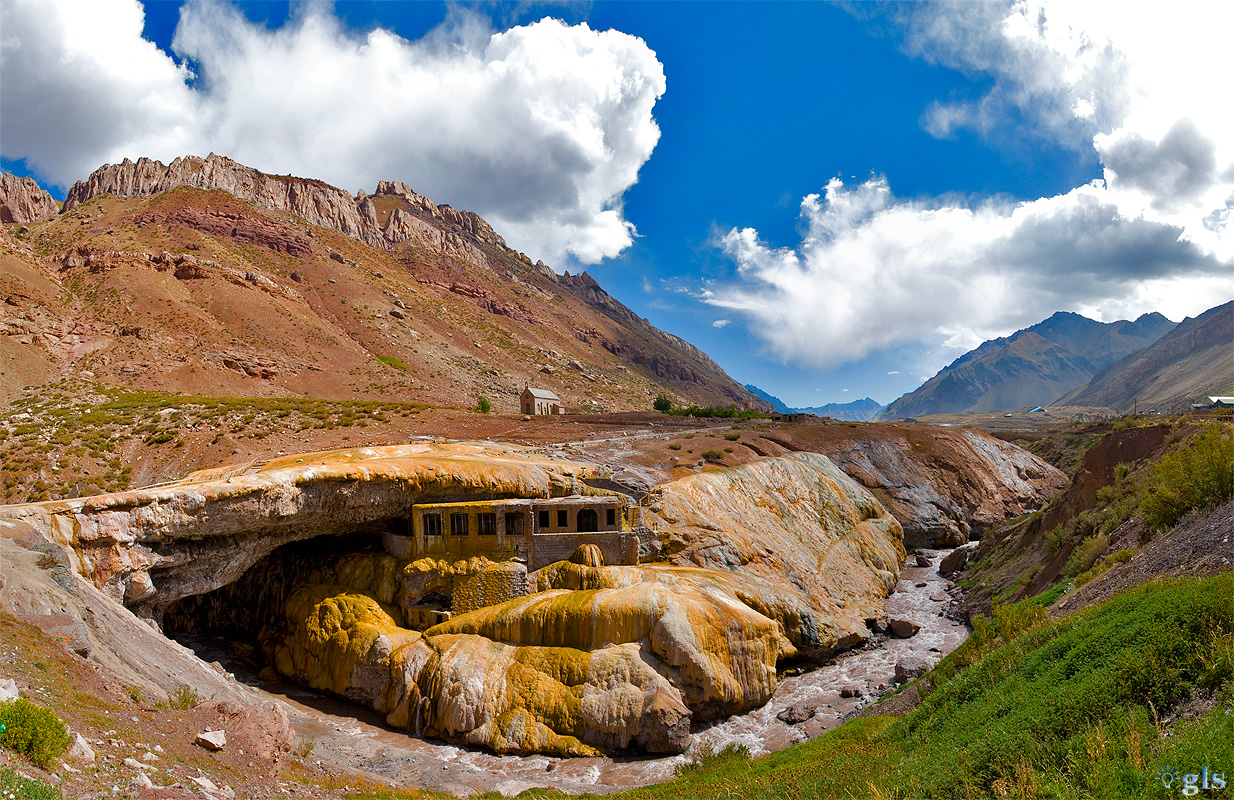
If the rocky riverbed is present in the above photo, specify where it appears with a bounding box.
[179,548,969,796]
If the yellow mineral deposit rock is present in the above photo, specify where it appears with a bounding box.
[644,452,905,635]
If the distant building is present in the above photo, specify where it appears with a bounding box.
[772,412,814,423]
[522,387,563,415]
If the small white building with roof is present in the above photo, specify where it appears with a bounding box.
[521,387,563,415]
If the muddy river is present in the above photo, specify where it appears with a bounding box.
[185,548,970,797]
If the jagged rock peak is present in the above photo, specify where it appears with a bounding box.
[0,172,60,223]
[63,154,508,253]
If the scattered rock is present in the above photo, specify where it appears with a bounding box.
[776,702,817,724]
[191,775,219,793]
[389,308,405,319]
[67,732,95,763]
[328,278,336,284]
[888,618,921,638]
[866,619,888,634]
[0,678,17,702]
[131,772,154,790]
[329,252,345,264]
[839,685,863,698]
[914,581,927,588]
[929,591,948,602]
[895,656,929,683]
[195,730,227,751]
[914,553,932,567]
[122,757,153,771]
[289,271,302,282]
[539,365,555,374]
[939,546,970,578]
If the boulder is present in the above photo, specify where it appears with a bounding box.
[195,730,227,751]
[888,618,920,638]
[0,678,17,702]
[776,702,816,724]
[895,656,929,683]
[839,685,863,698]
[914,553,932,568]
[67,732,96,763]
[939,547,970,578]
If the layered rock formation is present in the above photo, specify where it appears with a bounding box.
[0,172,60,223]
[0,442,599,611]
[644,452,904,629]
[755,426,1068,548]
[62,155,507,257]
[1,443,905,757]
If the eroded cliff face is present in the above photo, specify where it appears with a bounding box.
[61,155,507,257]
[644,452,905,635]
[0,442,597,611]
[0,173,60,224]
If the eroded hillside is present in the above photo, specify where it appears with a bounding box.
[1,156,759,413]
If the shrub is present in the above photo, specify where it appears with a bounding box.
[724,432,741,441]
[1141,422,1234,530]
[474,396,491,414]
[653,393,672,412]
[167,684,201,710]
[667,443,681,451]
[1063,533,1109,579]
[376,356,408,371]
[0,698,70,768]
[702,449,723,461]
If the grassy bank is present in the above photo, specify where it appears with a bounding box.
[495,573,1232,800]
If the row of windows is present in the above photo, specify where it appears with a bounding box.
[421,508,616,536]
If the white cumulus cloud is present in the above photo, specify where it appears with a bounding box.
[0,0,665,265]
[707,0,1234,372]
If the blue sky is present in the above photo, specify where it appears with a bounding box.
[3,1,1231,407]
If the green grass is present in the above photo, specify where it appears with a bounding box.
[535,574,1234,800]
[1141,422,1234,531]
[0,765,62,800]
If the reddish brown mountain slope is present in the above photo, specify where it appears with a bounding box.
[1,157,759,412]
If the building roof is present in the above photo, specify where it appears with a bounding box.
[1209,396,1234,405]
[524,387,561,400]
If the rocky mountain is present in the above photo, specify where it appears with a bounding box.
[0,172,60,223]
[1056,301,1233,413]
[879,311,1176,419]
[0,157,760,412]
[796,397,884,421]
[744,384,884,421]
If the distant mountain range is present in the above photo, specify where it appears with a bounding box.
[879,311,1177,420]
[1057,301,1232,414]
[744,385,884,421]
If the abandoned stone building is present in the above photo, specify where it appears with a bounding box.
[521,387,563,415]
[382,494,641,628]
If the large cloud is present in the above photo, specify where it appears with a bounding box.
[705,178,1229,369]
[707,0,1233,373]
[0,0,665,265]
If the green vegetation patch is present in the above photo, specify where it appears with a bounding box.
[0,698,70,768]
[600,574,1234,800]
[1141,422,1234,531]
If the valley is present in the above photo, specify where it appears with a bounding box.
[1,158,1231,800]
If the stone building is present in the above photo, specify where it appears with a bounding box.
[387,495,636,570]
[521,387,563,415]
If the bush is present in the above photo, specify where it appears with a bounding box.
[724,432,741,441]
[1141,422,1234,530]
[473,396,491,414]
[702,449,724,461]
[0,698,70,768]
[167,684,201,710]
[653,393,672,412]
[1063,533,1109,579]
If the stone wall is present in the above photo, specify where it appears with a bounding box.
[451,561,529,614]
[529,531,637,570]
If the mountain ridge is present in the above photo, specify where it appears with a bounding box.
[1,157,762,412]
[879,310,1177,419]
